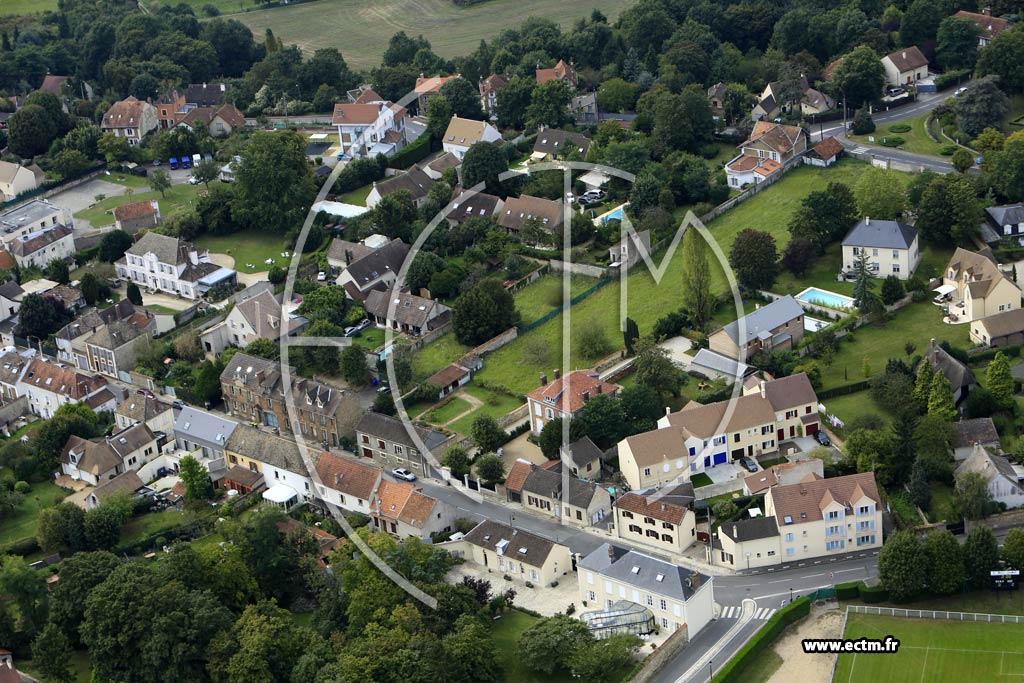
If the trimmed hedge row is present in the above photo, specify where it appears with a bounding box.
[389,134,436,170]
[712,597,812,683]
[817,380,872,400]
[934,70,971,91]
[833,580,890,603]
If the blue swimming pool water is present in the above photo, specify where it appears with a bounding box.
[601,206,625,224]
[797,287,855,309]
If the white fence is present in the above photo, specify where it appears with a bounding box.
[848,605,1024,624]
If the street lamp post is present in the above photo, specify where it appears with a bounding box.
[709,659,713,680]
[789,587,794,604]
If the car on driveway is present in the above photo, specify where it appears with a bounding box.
[392,468,416,482]
[739,456,759,473]
[955,87,969,96]
[814,430,831,446]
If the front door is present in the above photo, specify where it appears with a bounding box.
[777,429,784,442]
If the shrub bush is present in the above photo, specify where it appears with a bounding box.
[13,480,30,493]
[851,110,875,135]
[1,536,40,556]
[879,136,905,147]
[939,145,958,156]
[888,124,911,133]
[836,581,863,600]
[934,69,971,91]
[859,585,889,603]
[389,133,435,170]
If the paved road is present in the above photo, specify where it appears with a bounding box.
[809,88,959,174]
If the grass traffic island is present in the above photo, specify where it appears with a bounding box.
[834,611,1024,682]
[847,114,953,157]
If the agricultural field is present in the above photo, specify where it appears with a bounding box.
[232,0,636,71]
[833,611,1024,683]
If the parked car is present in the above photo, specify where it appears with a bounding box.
[317,271,327,281]
[343,326,357,337]
[136,388,155,398]
[583,189,604,199]
[356,318,372,331]
[168,157,179,170]
[814,430,831,446]
[172,400,185,409]
[180,156,192,169]
[188,176,201,185]
[955,87,969,96]
[152,159,161,167]
[377,384,392,394]
[392,468,416,482]
[739,456,758,473]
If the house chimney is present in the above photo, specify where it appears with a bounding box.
[666,406,671,416]
[582,391,590,403]
[982,5,991,14]
[930,338,937,348]
[540,373,548,386]
[607,544,615,561]
[733,524,738,539]
[596,384,602,395]
[759,380,766,399]
[866,216,870,225]
[553,368,561,380]
[690,572,701,589]
[902,51,907,59]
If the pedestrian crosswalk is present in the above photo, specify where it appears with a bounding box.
[720,606,777,620]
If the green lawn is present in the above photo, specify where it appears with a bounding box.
[490,609,636,683]
[118,509,188,547]
[834,612,1024,683]
[232,0,637,71]
[845,589,1024,616]
[818,389,882,434]
[820,301,969,392]
[471,160,873,396]
[0,0,56,15]
[925,480,956,523]
[450,385,524,435]
[848,113,952,157]
[194,231,292,273]
[423,396,473,425]
[74,182,223,229]
[691,473,713,488]
[0,479,68,549]
[513,274,601,325]
[338,183,373,207]
[411,333,472,382]
[350,326,385,351]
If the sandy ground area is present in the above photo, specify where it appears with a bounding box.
[207,252,269,288]
[767,605,845,683]
[498,429,547,468]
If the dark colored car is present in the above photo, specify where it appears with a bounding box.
[814,430,831,446]
[739,457,758,473]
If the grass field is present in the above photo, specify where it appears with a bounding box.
[118,509,188,547]
[514,274,599,325]
[819,390,881,433]
[423,395,472,424]
[0,479,68,549]
[74,181,222,229]
[819,300,969,391]
[833,611,1024,683]
[338,183,373,207]
[232,0,636,70]
[194,230,291,273]
[449,385,523,435]
[0,0,56,15]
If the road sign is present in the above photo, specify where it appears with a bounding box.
[991,570,1020,591]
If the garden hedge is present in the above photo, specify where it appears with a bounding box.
[388,134,436,170]
[712,597,812,682]
[859,585,889,603]
[836,581,862,600]
[934,70,971,91]
[817,380,872,400]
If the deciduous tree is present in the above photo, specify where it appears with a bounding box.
[452,279,520,345]
[474,452,505,484]
[878,530,926,601]
[963,525,999,587]
[956,471,993,521]
[729,228,779,291]
[470,415,505,454]
[925,530,964,595]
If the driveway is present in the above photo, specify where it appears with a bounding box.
[498,429,548,468]
[659,335,694,366]
[706,462,745,484]
[139,291,193,312]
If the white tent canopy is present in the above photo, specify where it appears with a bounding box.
[933,284,956,296]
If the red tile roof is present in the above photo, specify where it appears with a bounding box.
[315,451,380,500]
[615,491,688,525]
[810,136,844,161]
[526,370,620,415]
[505,459,532,492]
[113,199,158,221]
[954,10,1010,39]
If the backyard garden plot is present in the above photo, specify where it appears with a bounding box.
[833,611,1024,683]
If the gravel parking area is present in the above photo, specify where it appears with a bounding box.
[447,562,579,616]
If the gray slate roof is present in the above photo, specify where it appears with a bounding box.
[561,436,602,473]
[107,423,156,458]
[224,425,308,476]
[116,395,173,425]
[953,417,1000,449]
[125,232,187,265]
[175,406,238,447]
[690,348,752,377]
[355,411,449,452]
[719,296,804,346]
[987,204,1024,227]
[463,520,557,568]
[842,219,917,249]
[345,239,410,289]
[579,544,709,602]
[925,340,976,391]
[719,516,779,542]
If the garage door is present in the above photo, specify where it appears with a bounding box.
[805,422,819,435]
[713,452,728,465]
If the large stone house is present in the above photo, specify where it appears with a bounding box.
[955,445,1024,509]
[116,232,236,300]
[113,200,160,234]
[725,122,806,187]
[535,60,577,88]
[0,161,45,202]
[577,545,714,639]
[940,248,1021,323]
[0,200,70,245]
[526,369,620,435]
[9,224,74,269]
[613,489,697,555]
[336,238,410,301]
[954,9,1010,46]
[363,289,451,338]
[354,411,451,476]
[200,288,308,357]
[503,459,611,527]
[447,520,573,586]
[224,426,312,507]
[18,359,112,418]
[156,83,231,129]
[478,74,507,118]
[752,77,833,120]
[414,74,459,112]
[101,96,158,145]
[841,218,920,280]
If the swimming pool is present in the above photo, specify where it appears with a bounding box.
[597,204,628,225]
[796,287,855,309]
